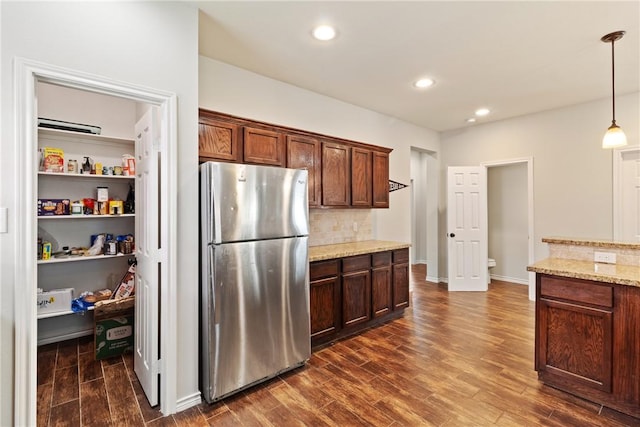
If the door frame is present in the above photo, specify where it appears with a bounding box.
[481,157,535,300]
[13,57,178,425]
[613,145,640,241]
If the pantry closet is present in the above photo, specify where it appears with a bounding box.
[23,71,174,421]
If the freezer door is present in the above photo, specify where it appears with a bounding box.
[200,161,309,244]
[202,236,310,403]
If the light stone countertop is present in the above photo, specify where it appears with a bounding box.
[527,258,640,287]
[309,240,411,262]
[542,236,640,250]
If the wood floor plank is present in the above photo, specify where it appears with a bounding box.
[36,383,52,427]
[268,382,334,426]
[37,349,56,386]
[55,339,78,370]
[78,335,94,355]
[319,400,372,427]
[224,391,276,426]
[103,363,145,426]
[171,406,208,427]
[48,399,80,427]
[131,377,164,423]
[78,351,102,383]
[145,415,178,427]
[80,378,112,427]
[51,365,79,406]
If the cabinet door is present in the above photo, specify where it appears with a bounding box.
[310,276,340,339]
[537,298,613,393]
[351,147,372,206]
[372,266,392,318]
[243,127,285,166]
[372,151,389,208]
[392,249,410,310]
[287,135,321,207]
[198,119,240,163]
[342,270,371,328]
[321,141,350,206]
[392,263,410,310]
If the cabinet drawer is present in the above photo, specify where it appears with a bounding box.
[540,275,613,308]
[393,248,409,264]
[372,251,392,267]
[342,254,371,273]
[310,260,339,280]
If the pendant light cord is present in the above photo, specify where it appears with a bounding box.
[611,39,616,124]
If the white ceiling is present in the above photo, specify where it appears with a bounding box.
[196,1,639,132]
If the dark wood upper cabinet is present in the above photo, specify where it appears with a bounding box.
[351,147,372,206]
[198,118,240,163]
[321,141,351,207]
[198,109,392,208]
[372,151,389,208]
[242,127,285,166]
[286,135,321,207]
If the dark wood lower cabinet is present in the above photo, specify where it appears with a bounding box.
[392,249,410,310]
[371,251,392,318]
[535,274,640,419]
[310,248,410,349]
[309,260,340,341]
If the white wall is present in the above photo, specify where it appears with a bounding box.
[438,93,640,279]
[488,163,528,284]
[38,83,138,137]
[199,56,440,247]
[0,2,199,423]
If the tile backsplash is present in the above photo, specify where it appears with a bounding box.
[309,209,372,246]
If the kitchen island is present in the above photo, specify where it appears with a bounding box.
[528,237,640,419]
[308,240,411,348]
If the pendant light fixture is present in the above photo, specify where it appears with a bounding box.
[601,30,628,149]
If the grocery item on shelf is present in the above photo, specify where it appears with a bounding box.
[41,147,64,173]
[38,199,70,216]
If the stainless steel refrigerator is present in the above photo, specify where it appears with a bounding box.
[200,161,311,404]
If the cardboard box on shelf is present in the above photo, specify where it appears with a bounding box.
[38,199,70,216]
[37,288,73,315]
[42,147,64,173]
[94,296,134,360]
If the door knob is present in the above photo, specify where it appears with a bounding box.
[449,233,455,238]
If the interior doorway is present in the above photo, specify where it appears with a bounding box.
[614,146,640,241]
[487,162,529,285]
[410,148,439,283]
[14,58,178,425]
[482,158,535,300]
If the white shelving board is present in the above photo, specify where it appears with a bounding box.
[38,214,135,220]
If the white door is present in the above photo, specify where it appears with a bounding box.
[447,166,488,291]
[616,148,640,241]
[134,108,160,406]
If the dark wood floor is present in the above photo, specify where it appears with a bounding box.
[37,265,639,426]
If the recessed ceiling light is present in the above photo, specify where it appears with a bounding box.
[475,108,490,117]
[414,78,435,89]
[466,118,477,123]
[312,25,336,41]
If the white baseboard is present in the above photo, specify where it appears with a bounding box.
[490,274,528,285]
[426,275,439,283]
[175,391,202,413]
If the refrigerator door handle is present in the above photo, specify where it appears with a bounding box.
[209,245,221,325]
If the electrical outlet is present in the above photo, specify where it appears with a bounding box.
[594,251,617,264]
